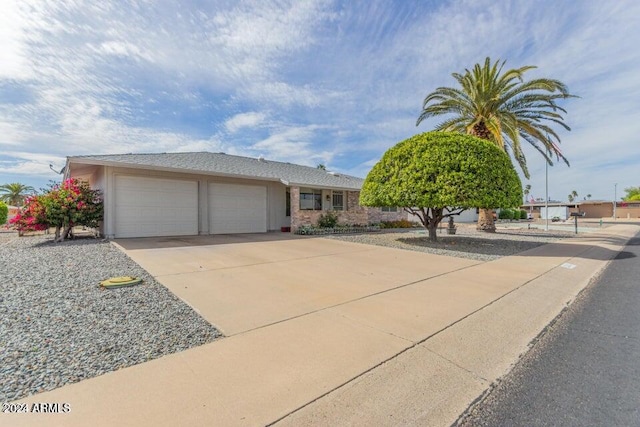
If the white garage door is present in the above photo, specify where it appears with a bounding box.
[209,183,267,234]
[114,176,198,238]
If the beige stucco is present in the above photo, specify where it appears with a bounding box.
[67,163,412,237]
[68,164,291,238]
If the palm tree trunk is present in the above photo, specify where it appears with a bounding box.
[472,122,497,232]
[477,209,496,232]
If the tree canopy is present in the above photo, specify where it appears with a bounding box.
[416,57,575,179]
[360,132,522,240]
[0,182,35,206]
[623,186,640,201]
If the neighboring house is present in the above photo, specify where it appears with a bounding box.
[7,205,20,222]
[64,152,407,238]
[521,200,640,219]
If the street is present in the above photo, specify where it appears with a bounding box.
[458,231,640,426]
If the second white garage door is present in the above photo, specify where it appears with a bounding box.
[209,183,267,234]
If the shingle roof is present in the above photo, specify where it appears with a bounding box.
[67,152,364,190]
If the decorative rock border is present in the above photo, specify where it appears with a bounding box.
[295,225,381,235]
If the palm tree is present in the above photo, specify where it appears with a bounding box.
[586,194,592,200]
[568,194,575,203]
[524,184,531,204]
[0,183,35,206]
[417,57,575,231]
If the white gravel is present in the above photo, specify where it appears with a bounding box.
[329,224,576,261]
[0,234,221,402]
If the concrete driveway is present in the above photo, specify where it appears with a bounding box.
[114,233,480,335]
[8,225,637,427]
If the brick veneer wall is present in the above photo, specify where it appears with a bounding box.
[289,186,407,232]
[367,208,408,223]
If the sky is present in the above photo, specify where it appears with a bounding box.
[1,0,638,202]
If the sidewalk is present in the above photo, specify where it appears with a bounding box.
[5,224,637,427]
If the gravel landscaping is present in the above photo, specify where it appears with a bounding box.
[0,234,221,402]
[329,224,577,261]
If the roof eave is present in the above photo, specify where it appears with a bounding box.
[67,157,362,189]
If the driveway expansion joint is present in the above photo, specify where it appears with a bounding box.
[423,346,490,383]
[227,262,481,337]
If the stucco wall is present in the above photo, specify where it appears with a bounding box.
[71,165,291,237]
[617,206,640,218]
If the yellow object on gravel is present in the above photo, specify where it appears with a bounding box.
[99,276,142,289]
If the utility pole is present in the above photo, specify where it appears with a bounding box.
[545,160,549,231]
[613,183,617,220]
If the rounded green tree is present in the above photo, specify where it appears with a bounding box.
[360,132,522,241]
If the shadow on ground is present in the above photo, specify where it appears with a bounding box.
[114,232,309,250]
[398,235,636,261]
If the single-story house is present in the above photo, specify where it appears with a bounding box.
[64,152,407,238]
[521,200,640,219]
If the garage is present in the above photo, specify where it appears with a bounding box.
[114,176,199,238]
[209,182,267,234]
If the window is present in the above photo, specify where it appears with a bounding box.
[332,191,344,210]
[381,206,398,212]
[300,188,322,210]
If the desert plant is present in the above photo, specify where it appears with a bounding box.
[0,182,35,206]
[360,132,522,241]
[317,210,339,228]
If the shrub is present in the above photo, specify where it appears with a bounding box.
[10,178,103,242]
[9,195,48,233]
[520,209,528,220]
[380,219,414,229]
[0,201,7,225]
[498,208,514,220]
[317,210,339,228]
[360,132,522,241]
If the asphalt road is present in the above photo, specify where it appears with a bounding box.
[457,231,640,427]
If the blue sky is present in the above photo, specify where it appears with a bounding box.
[1,0,638,201]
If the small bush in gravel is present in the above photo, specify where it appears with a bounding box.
[520,209,528,220]
[0,201,7,224]
[380,219,414,229]
[499,209,514,220]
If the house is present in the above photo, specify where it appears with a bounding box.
[64,152,407,238]
[521,200,640,219]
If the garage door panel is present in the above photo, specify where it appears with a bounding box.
[115,176,198,238]
[209,183,267,234]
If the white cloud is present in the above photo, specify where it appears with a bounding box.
[225,112,266,133]
[0,0,637,202]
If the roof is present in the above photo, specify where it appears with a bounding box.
[66,152,364,190]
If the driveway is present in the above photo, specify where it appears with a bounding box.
[114,233,480,335]
[7,226,638,427]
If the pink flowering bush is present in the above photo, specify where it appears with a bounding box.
[10,178,103,242]
[9,195,48,234]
